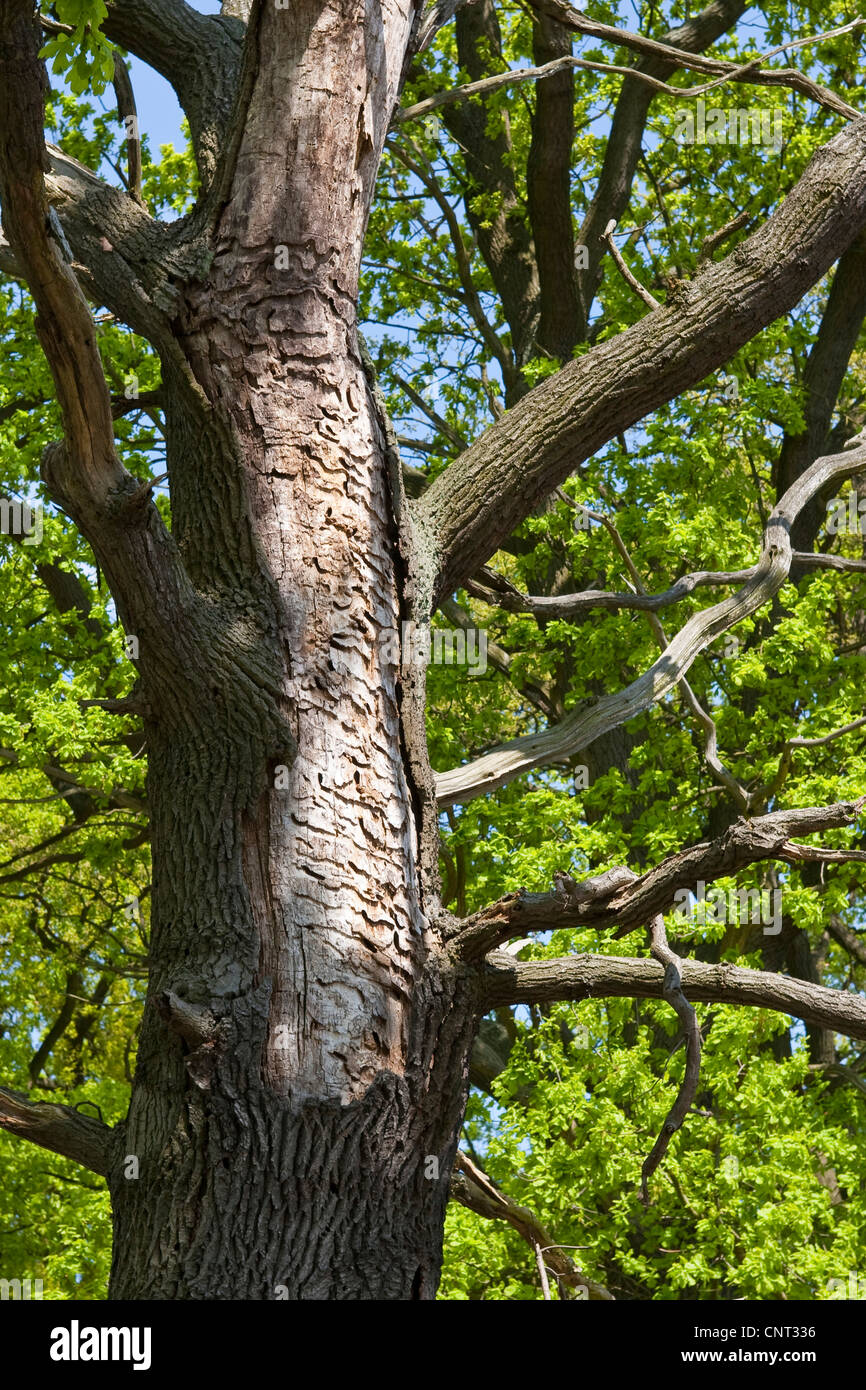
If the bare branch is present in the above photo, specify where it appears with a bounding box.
[435,444,866,806]
[450,799,865,959]
[391,371,468,452]
[465,550,865,620]
[482,951,866,1041]
[523,1,862,120]
[574,0,750,336]
[398,14,864,125]
[549,499,750,809]
[789,715,866,749]
[387,139,514,385]
[396,55,583,124]
[601,218,661,311]
[638,916,702,1204]
[764,710,866,806]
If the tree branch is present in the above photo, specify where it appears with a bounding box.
[527,7,579,361]
[601,217,661,311]
[828,914,866,968]
[638,916,702,1204]
[409,1,470,61]
[523,1,862,120]
[435,442,866,807]
[0,4,207,691]
[418,118,866,606]
[482,951,866,1041]
[111,51,143,204]
[0,1085,112,1176]
[777,227,866,559]
[103,0,243,186]
[43,143,203,349]
[450,1150,614,1299]
[450,798,865,959]
[0,2,124,514]
[466,551,866,621]
[438,2,540,391]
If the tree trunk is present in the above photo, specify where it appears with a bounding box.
[106,0,478,1300]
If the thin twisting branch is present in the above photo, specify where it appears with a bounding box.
[639,915,702,1204]
[435,443,866,806]
[466,551,866,621]
[601,219,661,310]
[522,1,862,121]
[396,14,865,123]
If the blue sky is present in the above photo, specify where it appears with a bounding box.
[124,0,219,154]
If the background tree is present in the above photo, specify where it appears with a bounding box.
[1,0,866,1300]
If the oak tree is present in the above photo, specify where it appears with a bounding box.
[2,0,866,1300]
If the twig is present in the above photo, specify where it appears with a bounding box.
[601,219,661,311]
[697,209,753,267]
[390,371,468,452]
[535,1242,553,1300]
[763,713,866,804]
[450,1150,614,1300]
[639,914,702,1204]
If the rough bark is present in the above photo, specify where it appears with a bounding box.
[2,0,481,1301]
[103,0,486,1300]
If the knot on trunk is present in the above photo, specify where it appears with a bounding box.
[157,990,225,1089]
